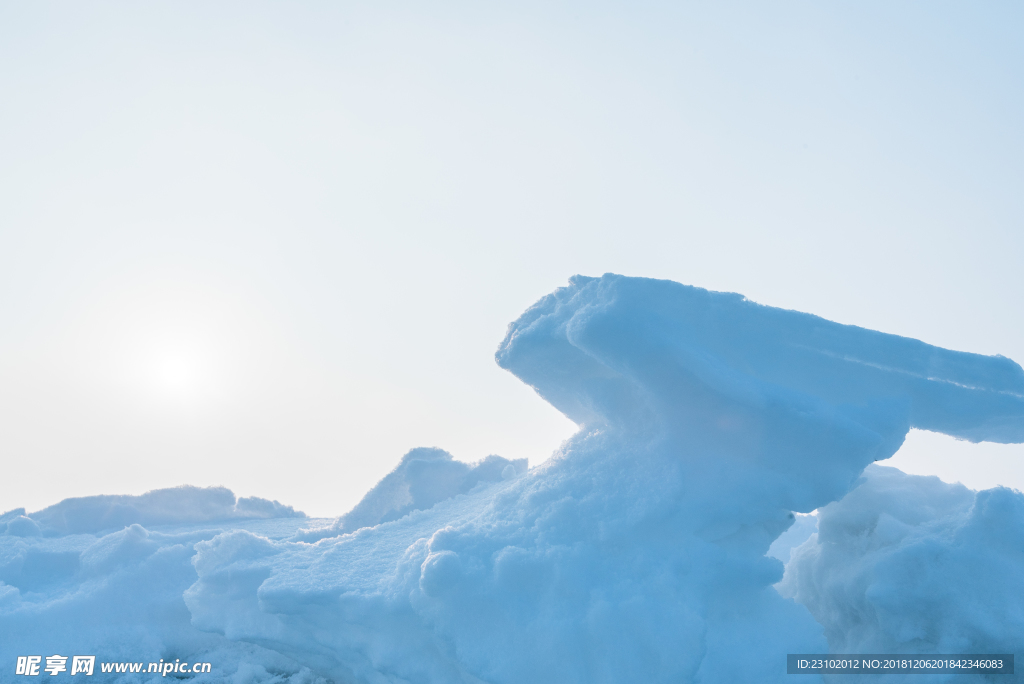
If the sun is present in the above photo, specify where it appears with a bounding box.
[139,336,220,405]
[84,286,238,409]
[153,353,201,394]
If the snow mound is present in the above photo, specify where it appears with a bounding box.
[7,486,304,537]
[2,274,1022,683]
[183,275,1022,683]
[779,464,1024,670]
[0,502,322,682]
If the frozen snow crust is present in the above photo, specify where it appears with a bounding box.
[780,464,1024,680]
[6,486,305,538]
[0,492,323,683]
[2,274,1023,683]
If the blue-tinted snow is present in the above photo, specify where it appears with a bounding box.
[20,486,304,537]
[779,465,1024,669]
[295,448,527,542]
[767,513,818,564]
[1,274,1022,683]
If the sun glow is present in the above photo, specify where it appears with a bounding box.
[124,326,225,408]
[153,352,202,395]
[65,281,261,414]
[134,331,227,407]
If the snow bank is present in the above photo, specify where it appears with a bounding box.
[2,274,1022,682]
[7,486,304,537]
[779,465,1024,671]
[0,493,321,682]
[182,275,1023,683]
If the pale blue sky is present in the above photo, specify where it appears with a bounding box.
[1,1,1022,516]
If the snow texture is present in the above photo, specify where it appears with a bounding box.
[0,502,323,683]
[296,448,527,541]
[1,274,1022,683]
[779,464,1024,682]
[767,513,818,564]
[13,487,305,537]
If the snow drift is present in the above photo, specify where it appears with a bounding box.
[2,274,1022,683]
[5,486,304,537]
[779,465,1024,673]
[0,492,322,683]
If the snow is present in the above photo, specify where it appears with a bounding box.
[21,486,305,537]
[767,513,818,564]
[295,448,527,542]
[2,274,1022,682]
[779,465,1024,671]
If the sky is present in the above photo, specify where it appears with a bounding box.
[1,1,1022,517]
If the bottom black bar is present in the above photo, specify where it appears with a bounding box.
[787,654,1014,675]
